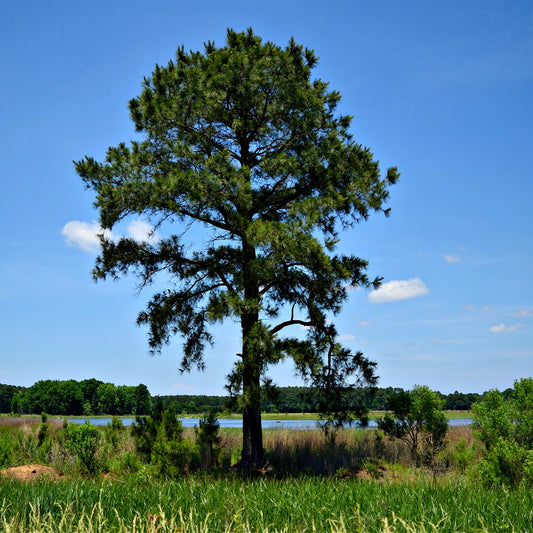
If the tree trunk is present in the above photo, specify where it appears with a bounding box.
[240,354,264,469]
[238,240,265,470]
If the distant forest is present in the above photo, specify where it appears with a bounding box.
[0,380,497,416]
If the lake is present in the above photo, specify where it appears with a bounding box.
[66,417,473,429]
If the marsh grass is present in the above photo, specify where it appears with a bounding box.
[262,427,419,475]
[0,420,525,532]
[1,418,478,478]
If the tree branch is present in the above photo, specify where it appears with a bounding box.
[270,319,313,335]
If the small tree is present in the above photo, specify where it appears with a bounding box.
[377,385,448,466]
[76,28,398,468]
[64,422,100,475]
[197,409,222,470]
[132,405,197,477]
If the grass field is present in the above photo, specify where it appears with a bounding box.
[0,415,524,532]
[0,475,531,532]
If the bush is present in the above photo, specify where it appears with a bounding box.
[472,377,533,486]
[0,427,19,468]
[64,422,100,474]
[196,409,222,470]
[377,385,448,467]
[132,407,198,478]
[448,437,477,474]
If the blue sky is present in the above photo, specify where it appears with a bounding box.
[1,1,532,396]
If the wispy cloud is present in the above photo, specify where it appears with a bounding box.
[336,333,355,342]
[430,337,453,346]
[62,219,159,252]
[368,278,429,303]
[463,304,491,312]
[443,253,461,264]
[489,323,526,334]
[514,309,533,318]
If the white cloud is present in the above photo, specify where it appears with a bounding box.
[443,253,461,264]
[462,304,491,312]
[489,323,526,334]
[506,324,526,332]
[63,219,158,252]
[368,277,429,303]
[514,309,533,318]
[127,220,159,243]
[336,333,355,342]
[61,221,114,252]
[359,321,372,327]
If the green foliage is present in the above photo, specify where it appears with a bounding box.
[132,406,198,478]
[64,422,100,474]
[448,438,477,474]
[102,416,125,454]
[477,438,532,487]
[154,385,480,414]
[75,28,397,468]
[472,377,533,486]
[0,384,26,414]
[0,429,19,468]
[8,379,152,416]
[196,409,222,470]
[377,385,448,466]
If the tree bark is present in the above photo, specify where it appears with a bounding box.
[239,241,265,469]
[240,347,264,469]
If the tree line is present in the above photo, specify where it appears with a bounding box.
[6,379,151,416]
[138,386,484,414]
[1,380,488,416]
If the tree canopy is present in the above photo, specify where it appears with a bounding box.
[76,28,398,468]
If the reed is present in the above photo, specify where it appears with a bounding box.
[1,418,479,477]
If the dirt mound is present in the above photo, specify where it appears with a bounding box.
[0,464,62,481]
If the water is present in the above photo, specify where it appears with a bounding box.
[65,417,473,429]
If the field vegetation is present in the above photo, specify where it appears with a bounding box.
[1,379,532,531]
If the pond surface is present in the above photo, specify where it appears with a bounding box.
[66,417,473,429]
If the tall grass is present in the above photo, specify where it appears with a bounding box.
[0,418,479,477]
[0,419,526,531]
[0,476,531,532]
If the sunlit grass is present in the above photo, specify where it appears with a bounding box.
[0,476,531,532]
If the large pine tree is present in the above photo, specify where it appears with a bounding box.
[76,28,398,468]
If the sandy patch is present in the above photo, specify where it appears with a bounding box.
[0,464,62,481]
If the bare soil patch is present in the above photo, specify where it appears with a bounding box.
[0,464,62,481]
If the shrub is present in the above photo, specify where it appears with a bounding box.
[448,437,477,474]
[64,422,100,474]
[472,377,533,486]
[132,407,198,478]
[377,385,448,467]
[196,409,222,470]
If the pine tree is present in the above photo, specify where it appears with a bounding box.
[76,28,398,468]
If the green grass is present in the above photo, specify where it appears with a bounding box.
[0,419,524,532]
[0,476,530,532]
